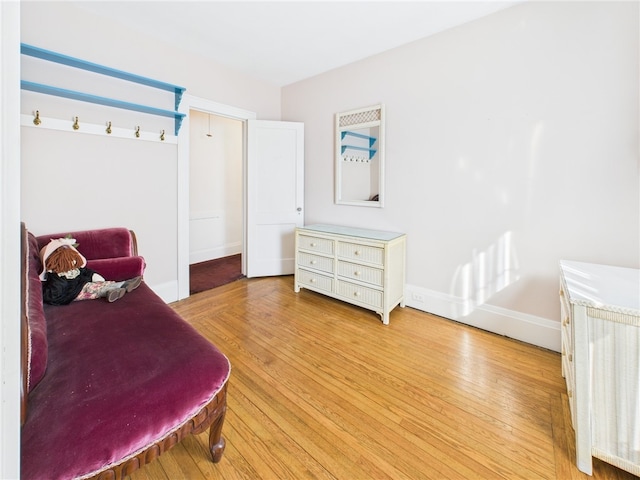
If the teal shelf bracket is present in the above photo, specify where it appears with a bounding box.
[175,89,184,111]
[175,114,184,136]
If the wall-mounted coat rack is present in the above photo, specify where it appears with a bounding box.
[20,43,186,136]
[20,112,177,144]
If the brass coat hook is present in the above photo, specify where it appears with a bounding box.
[73,117,80,130]
[135,126,140,138]
[160,130,165,141]
[106,121,112,134]
[33,110,41,126]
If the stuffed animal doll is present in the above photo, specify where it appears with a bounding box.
[39,237,142,305]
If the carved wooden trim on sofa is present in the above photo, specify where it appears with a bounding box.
[21,222,29,426]
[88,384,228,480]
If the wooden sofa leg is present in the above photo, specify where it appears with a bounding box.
[208,404,227,463]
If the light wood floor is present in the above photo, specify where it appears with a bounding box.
[127,276,637,480]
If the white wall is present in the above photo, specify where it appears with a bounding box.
[283,1,639,351]
[189,110,243,264]
[19,2,280,300]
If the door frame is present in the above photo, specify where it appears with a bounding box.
[177,95,256,300]
[1,2,23,477]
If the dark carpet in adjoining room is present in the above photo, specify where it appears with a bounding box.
[189,254,244,295]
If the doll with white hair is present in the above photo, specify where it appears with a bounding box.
[39,237,142,305]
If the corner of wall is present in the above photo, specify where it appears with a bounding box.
[149,280,179,304]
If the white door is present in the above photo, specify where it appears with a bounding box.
[246,120,304,278]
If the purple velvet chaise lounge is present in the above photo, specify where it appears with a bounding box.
[20,224,231,480]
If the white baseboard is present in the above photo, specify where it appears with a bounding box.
[404,284,561,353]
[149,280,179,304]
[149,279,561,351]
[190,243,241,265]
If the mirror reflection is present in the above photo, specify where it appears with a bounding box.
[335,105,384,207]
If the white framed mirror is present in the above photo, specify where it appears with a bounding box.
[335,104,385,207]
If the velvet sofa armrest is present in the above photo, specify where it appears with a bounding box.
[36,228,136,260]
[87,256,146,282]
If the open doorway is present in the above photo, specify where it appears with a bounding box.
[176,96,302,300]
[188,109,244,294]
[176,96,256,301]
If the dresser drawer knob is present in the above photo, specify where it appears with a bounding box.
[310,242,316,247]
[354,250,361,255]
[354,291,360,297]
[354,271,361,276]
[310,278,316,283]
[310,260,317,265]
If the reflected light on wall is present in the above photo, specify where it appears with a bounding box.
[456,156,469,172]
[450,230,519,317]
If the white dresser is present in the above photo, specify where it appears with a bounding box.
[294,224,406,325]
[559,260,640,476]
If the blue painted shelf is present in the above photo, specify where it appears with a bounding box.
[341,130,377,147]
[341,131,377,159]
[20,43,186,135]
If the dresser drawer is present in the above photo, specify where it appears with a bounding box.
[298,234,334,255]
[298,252,334,274]
[297,269,333,293]
[336,280,383,309]
[560,286,573,352]
[561,331,573,377]
[338,241,384,266]
[338,260,383,287]
[562,348,576,429]
[561,317,572,355]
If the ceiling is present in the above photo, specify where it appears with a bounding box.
[74,1,522,87]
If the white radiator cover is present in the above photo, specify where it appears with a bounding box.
[588,309,640,474]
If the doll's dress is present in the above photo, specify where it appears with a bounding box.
[42,267,98,306]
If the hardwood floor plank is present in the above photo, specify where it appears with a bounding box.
[126,276,636,479]
[229,366,359,479]
[230,303,479,479]
[232,381,339,479]
[550,391,577,480]
[216,323,417,479]
[229,303,514,478]
[256,290,557,476]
